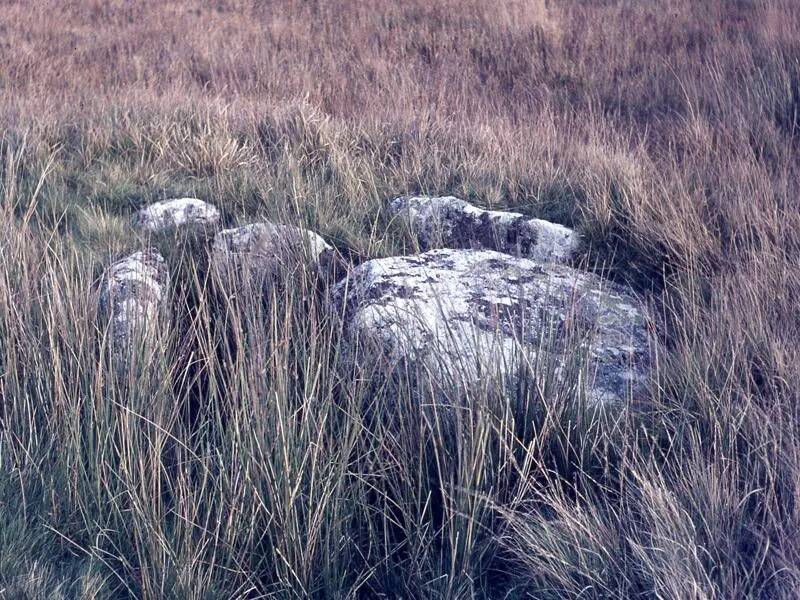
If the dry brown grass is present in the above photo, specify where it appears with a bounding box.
[1,0,800,597]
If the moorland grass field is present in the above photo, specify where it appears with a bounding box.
[1,1,800,597]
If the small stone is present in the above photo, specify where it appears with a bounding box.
[98,249,170,364]
[390,195,579,263]
[211,222,335,283]
[134,198,220,232]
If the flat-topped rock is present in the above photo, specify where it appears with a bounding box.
[332,249,650,406]
[211,222,335,282]
[98,249,170,362]
[390,196,579,263]
[134,198,220,232]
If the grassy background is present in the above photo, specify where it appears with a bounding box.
[1,0,800,597]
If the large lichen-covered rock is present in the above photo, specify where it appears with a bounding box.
[134,198,221,232]
[98,249,170,363]
[390,196,579,263]
[211,222,336,284]
[332,249,650,406]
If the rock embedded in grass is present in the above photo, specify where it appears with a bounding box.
[332,248,650,406]
[390,195,579,263]
[211,221,336,283]
[98,249,170,362]
[134,198,221,232]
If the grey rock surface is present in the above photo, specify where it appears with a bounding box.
[332,249,649,406]
[134,198,221,232]
[211,222,335,282]
[98,249,170,361]
[390,196,579,263]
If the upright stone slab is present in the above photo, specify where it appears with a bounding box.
[390,196,579,263]
[98,249,170,366]
[332,249,650,406]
